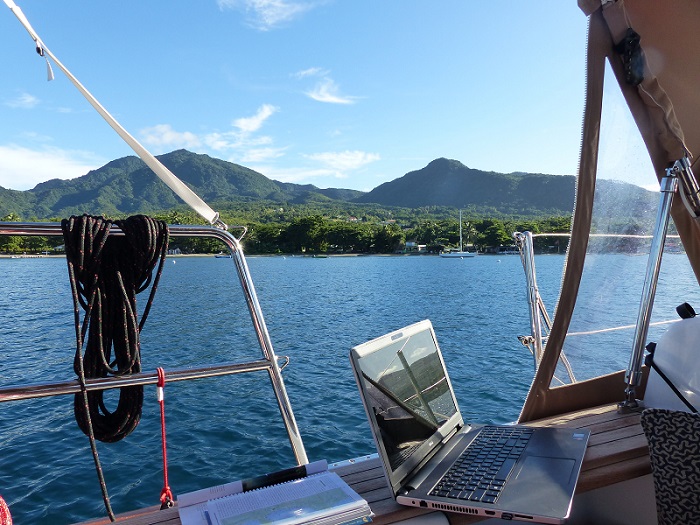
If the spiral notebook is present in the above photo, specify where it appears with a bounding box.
[178,460,373,525]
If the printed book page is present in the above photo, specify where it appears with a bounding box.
[179,467,370,525]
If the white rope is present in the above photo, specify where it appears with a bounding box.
[529,233,682,239]
[4,0,226,229]
[566,318,680,337]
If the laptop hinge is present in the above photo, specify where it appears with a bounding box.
[441,424,462,444]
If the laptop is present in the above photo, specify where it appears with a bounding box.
[349,320,589,524]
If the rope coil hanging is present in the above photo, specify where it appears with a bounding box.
[63,214,169,442]
[62,214,169,520]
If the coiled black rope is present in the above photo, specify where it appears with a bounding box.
[62,214,169,520]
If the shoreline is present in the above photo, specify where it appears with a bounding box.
[0,251,539,260]
[0,252,474,259]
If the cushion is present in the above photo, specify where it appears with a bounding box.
[641,408,700,525]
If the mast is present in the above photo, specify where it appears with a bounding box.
[459,210,463,252]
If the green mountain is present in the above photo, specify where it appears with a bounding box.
[0,150,656,221]
[355,158,575,214]
[355,158,658,222]
[0,150,364,219]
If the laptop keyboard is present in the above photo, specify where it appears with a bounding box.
[429,426,534,504]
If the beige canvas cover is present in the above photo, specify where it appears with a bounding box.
[520,0,700,422]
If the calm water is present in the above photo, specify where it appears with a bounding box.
[0,252,695,523]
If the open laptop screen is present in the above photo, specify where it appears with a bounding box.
[353,323,460,472]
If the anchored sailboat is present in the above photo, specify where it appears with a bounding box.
[440,210,476,258]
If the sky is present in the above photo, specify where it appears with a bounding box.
[0,1,658,195]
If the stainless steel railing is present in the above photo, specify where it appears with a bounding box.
[0,221,308,465]
[514,231,576,385]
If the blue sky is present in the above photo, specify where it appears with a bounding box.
[0,1,657,194]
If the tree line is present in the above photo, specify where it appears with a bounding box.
[0,211,571,255]
[240,215,571,255]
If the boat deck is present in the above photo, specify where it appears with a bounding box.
[75,403,650,525]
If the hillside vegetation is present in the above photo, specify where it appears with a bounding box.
[0,150,658,255]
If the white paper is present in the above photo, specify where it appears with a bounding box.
[206,471,365,525]
[178,480,244,508]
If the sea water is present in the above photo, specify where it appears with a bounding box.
[0,253,695,524]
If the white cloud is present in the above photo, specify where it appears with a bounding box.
[203,130,274,152]
[240,147,287,163]
[5,93,40,109]
[305,78,357,105]
[202,132,237,152]
[140,124,201,149]
[218,0,312,31]
[249,150,381,186]
[293,68,359,105]
[233,104,279,133]
[253,164,335,183]
[0,145,102,190]
[304,150,380,171]
[201,104,279,152]
[293,67,327,79]
[138,104,279,158]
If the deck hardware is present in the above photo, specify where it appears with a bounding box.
[514,232,547,365]
[277,355,291,371]
[613,28,644,86]
[620,167,681,411]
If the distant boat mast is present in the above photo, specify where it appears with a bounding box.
[458,209,463,252]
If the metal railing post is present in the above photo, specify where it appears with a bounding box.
[514,231,575,385]
[620,171,678,410]
[515,231,545,365]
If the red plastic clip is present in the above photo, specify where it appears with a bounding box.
[160,487,174,510]
[157,367,165,401]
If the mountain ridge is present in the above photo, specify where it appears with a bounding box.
[0,150,653,220]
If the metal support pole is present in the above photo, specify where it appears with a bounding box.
[514,232,545,365]
[514,231,577,384]
[620,172,678,411]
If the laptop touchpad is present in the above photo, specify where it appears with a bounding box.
[515,456,576,486]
